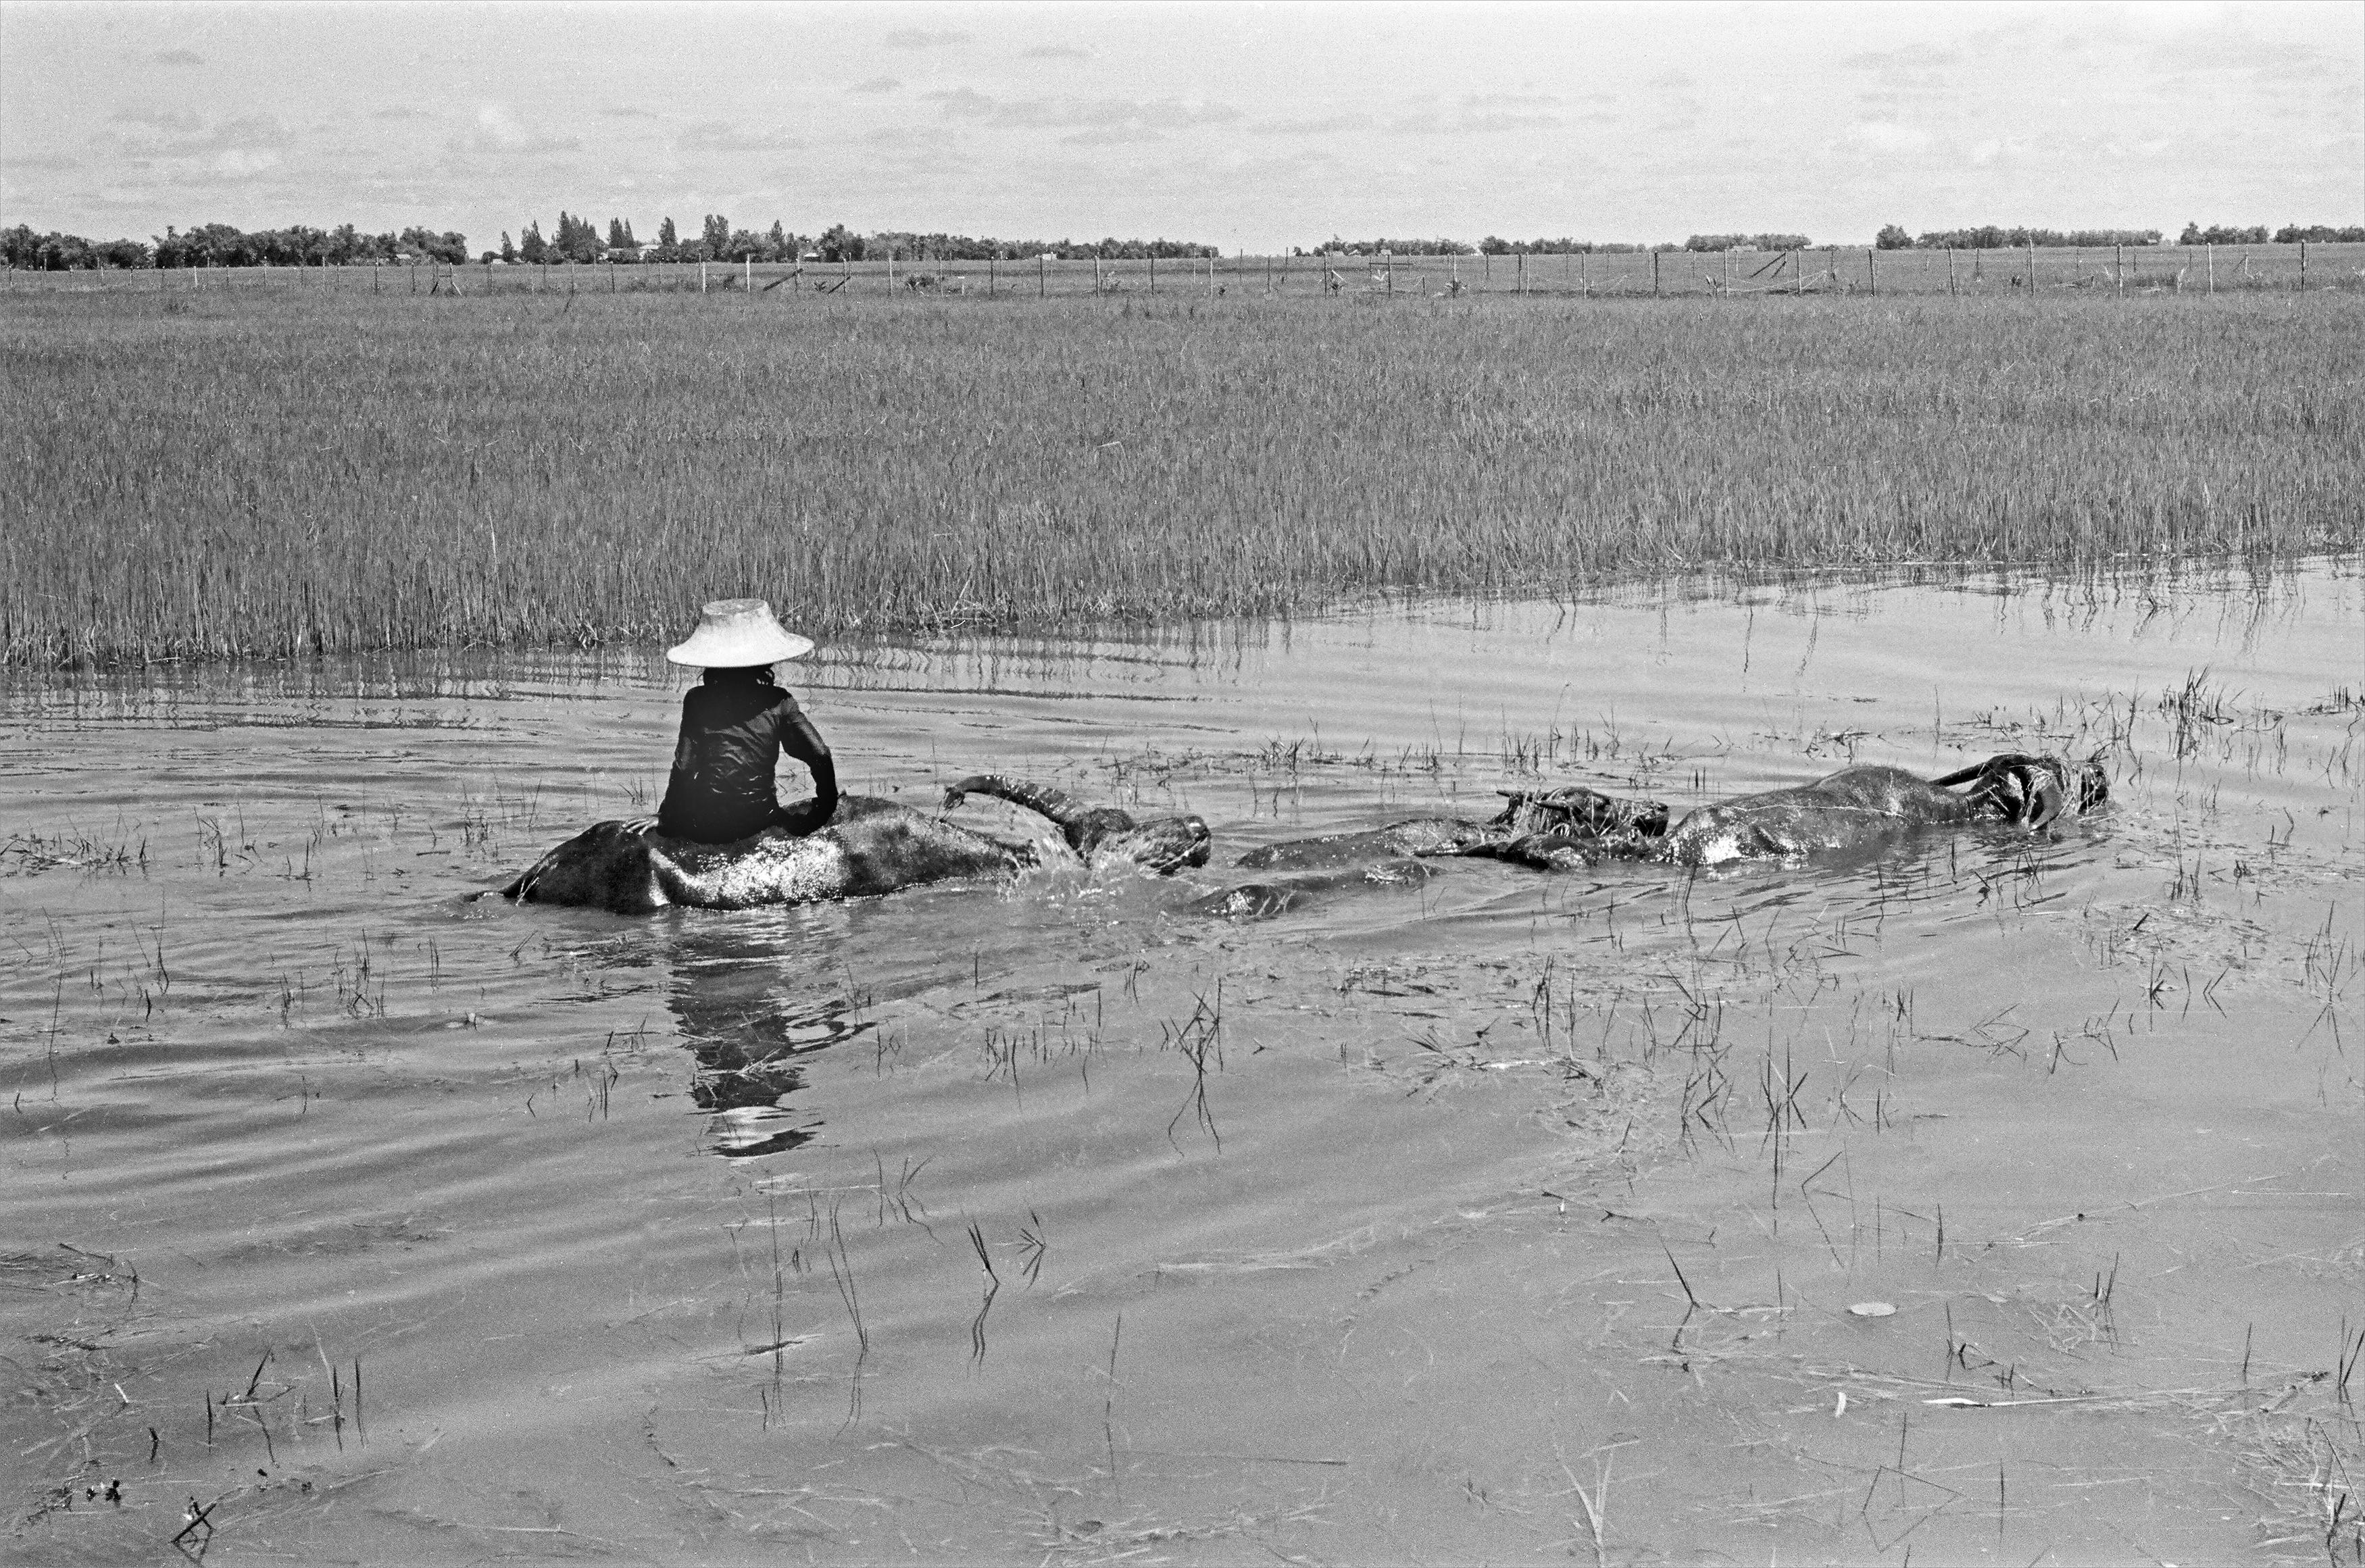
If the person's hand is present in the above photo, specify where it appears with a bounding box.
[782,796,838,836]
[620,816,659,836]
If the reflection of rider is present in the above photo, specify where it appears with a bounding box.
[647,600,839,843]
[667,921,868,1160]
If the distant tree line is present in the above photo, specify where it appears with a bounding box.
[2179,222,2365,245]
[12,211,2360,272]
[1297,237,1477,257]
[1683,234,1811,253]
[491,214,1231,265]
[1,228,151,270]
[0,211,1222,270]
[1874,222,2365,251]
[2,221,469,270]
[1476,237,1654,255]
[823,232,1216,263]
[1876,224,2162,249]
[503,216,1216,266]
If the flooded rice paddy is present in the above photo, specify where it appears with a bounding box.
[5,564,2361,1565]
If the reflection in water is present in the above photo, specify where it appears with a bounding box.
[663,923,873,1158]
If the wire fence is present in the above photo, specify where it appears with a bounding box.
[8,242,2362,300]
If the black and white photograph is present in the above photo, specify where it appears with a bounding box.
[3,2,2361,1561]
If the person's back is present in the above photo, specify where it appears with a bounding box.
[648,601,837,845]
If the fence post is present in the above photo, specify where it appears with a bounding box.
[1945,247,1955,295]
[989,255,995,296]
[1868,247,1877,297]
[2027,241,2035,291]
[1038,252,1045,298]
[1149,252,1156,294]
[744,255,751,294]
[1211,252,1218,297]
[2300,239,2308,290]
[2206,242,2214,294]
[2114,244,2122,291]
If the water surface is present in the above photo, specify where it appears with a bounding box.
[5,565,2360,1564]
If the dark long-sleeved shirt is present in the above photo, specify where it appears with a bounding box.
[655,678,836,844]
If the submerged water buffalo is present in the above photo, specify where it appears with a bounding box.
[497,779,1209,914]
[939,774,1212,874]
[1496,753,2105,869]
[1197,753,2105,915]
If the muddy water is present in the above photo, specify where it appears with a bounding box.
[5,565,2360,1566]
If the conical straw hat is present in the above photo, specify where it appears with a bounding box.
[665,599,816,667]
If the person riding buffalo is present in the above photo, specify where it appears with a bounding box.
[641,599,839,843]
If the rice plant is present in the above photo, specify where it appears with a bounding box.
[3,287,2358,666]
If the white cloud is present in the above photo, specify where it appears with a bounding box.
[209,148,283,180]
[2118,1,2226,36]
[1847,121,1932,154]
[107,111,289,157]
[1247,112,1372,136]
[678,121,805,153]
[1383,103,1562,137]
[926,88,1239,133]
[455,103,579,155]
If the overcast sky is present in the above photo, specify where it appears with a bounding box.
[3,1,2358,253]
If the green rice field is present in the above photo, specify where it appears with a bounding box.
[3,280,2360,667]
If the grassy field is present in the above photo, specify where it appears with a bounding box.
[3,286,2360,666]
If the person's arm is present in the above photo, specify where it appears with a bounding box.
[779,709,839,823]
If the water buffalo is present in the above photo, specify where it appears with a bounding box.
[1469,753,2105,869]
[495,780,1210,914]
[1200,754,2104,916]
